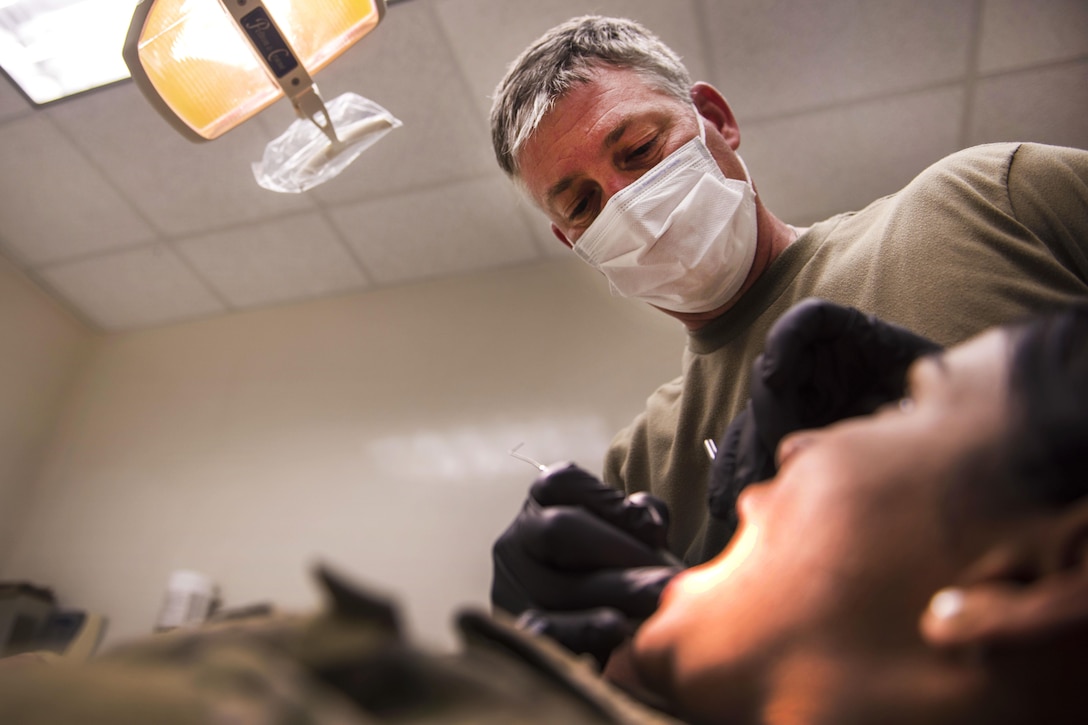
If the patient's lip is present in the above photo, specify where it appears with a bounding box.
[775,432,813,468]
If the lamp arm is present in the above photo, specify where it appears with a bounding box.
[216,0,339,144]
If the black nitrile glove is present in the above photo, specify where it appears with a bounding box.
[515,607,633,669]
[491,462,682,664]
[709,298,942,524]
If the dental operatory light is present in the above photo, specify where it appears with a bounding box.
[0,0,141,105]
[123,0,401,192]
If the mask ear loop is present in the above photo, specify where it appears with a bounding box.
[736,154,754,189]
[692,103,754,189]
[692,103,708,144]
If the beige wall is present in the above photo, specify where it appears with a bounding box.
[1,258,687,651]
[0,256,93,562]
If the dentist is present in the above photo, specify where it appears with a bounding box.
[487,14,1088,660]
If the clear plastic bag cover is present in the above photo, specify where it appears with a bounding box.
[253,92,402,193]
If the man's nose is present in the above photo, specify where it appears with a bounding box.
[599,170,639,205]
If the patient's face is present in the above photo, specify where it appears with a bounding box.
[633,329,1012,722]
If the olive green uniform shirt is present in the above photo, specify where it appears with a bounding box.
[603,142,1088,564]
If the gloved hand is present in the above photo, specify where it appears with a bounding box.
[709,298,942,524]
[491,462,682,665]
[514,608,633,669]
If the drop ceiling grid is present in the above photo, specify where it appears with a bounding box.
[0,0,1083,332]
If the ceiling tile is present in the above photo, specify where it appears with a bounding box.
[46,82,315,238]
[258,0,498,207]
[328,175,540,285]
[978,0,1088,74]
[704,0,975,119]
[38,246,224,331]
[0,114,156,265]
[435,0,708,123]
[970,62,1088,149]
[742,87,965,225]
[174,211,370,309]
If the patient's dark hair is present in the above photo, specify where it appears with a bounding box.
[998,302,1088,509]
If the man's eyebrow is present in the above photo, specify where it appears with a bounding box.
[603,117,632,149]
[545,176,576,210]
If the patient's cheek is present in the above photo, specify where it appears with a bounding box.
[604,639,654,695]
[629,604,683,696]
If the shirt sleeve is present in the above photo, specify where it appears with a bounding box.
[1006,142,1088,284]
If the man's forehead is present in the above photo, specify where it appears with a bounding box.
[518,75,682,200]
[522,69,675,150]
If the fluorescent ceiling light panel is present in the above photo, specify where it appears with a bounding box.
[0,0,140,105]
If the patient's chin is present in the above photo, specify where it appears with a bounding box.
[627,622,677,700]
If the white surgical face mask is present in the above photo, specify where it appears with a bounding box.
[571,107,758,314]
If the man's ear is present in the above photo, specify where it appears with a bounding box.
[551,222,574,249]
[690,82,740,150]
[920,500,1088,650]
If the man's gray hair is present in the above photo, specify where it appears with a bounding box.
[489,15,693,178]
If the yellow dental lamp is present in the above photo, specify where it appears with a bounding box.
[124,0,386,143]
[124,0,399,193]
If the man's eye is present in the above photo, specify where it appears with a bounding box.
[567,190,599,225]
[628,138,657,162]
